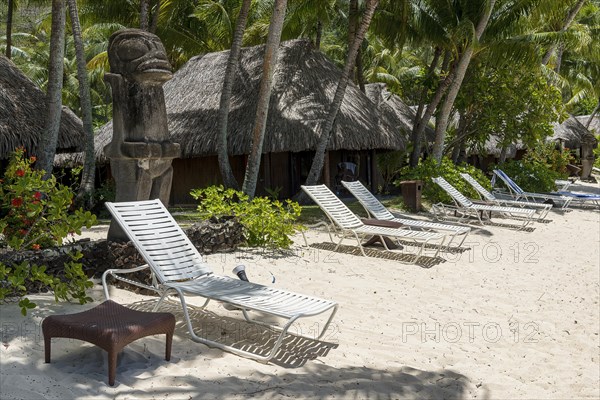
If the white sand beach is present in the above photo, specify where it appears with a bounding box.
[1,184,599,399]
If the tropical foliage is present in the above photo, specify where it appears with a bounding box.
[0,149,96,315]
[190,185,303,249]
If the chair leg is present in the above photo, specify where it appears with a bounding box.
[108,350,117,386]
[165,332,173,361]
[44,335,51,363]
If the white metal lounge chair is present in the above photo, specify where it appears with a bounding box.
[101,199,338,362]
[492,169,573,209]
[431,177,536,229]
[341,180,470,248]
[459,173,552,220]
[301,184,446,263]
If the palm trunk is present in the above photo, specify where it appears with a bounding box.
[410,47,442,167]
[67,0,95,207]
[150,0,160,33]
[431,0,496,163]
[586,100,599,129]
[315,20,322,49]
[140,0,149,31]
[542,0,586,65]
[303,0,379,189]
[37,0,66,177]
[241,0,288,198]
[356,46,366,92]
[5,0,13,59]
[217,0,252,190]
[409,50,455,167]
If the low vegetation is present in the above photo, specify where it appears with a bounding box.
[0,149,96,315]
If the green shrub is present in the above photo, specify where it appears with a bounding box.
[493,142,570,193]
[0,148,96,315]
[396,158,491,204]
[493,159,562,193]
[190,186,303,249]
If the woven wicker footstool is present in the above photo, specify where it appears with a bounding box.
[42,300,175,386]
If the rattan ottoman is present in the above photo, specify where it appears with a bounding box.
[42,300,175,386]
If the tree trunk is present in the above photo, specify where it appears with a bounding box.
[67,0,96,207]
[302,0,379,191]
[140,0,150,31]
[356,46,366,92]
[542,0,586,65]
[150,0,160,33]
[585,100,599,129]
[241,0,288,198]
[410,47,442,167]
[5,0,13,59]
[499,145,508,164]
[431,0,496,163]
[409,50,455,167]
[37,0,66,177]
[217,0,252,190]
[315,20,322,49]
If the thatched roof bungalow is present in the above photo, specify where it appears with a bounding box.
[95,39,405,203]
[575,115,599,136]
[0,56,84,161]
[365,83,435,141]
[551,115,597,149]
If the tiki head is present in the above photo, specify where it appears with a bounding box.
[107,28,172,84]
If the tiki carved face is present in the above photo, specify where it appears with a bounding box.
[107,29,172,84]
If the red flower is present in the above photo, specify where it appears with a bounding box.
[30,156,37,162]
[15,169,25,177]
[31,244,40,250]
[33,192,42,200]
[11,197,23,207]
[19,229,28,236]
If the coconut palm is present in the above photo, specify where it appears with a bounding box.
[65,0,95,205]
[37,0,66,176]
[241,0,288,198]
[302,0,379,190]
[216,0,252,189]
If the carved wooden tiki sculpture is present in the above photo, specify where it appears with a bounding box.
[105,29,180,241]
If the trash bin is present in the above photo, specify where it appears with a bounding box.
[400,180,422,212]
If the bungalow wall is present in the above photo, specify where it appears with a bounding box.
[168,150,385,206]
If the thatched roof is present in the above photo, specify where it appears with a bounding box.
[0,55,84,160]
[365,83,435,142]
[551,115,596,148]
[92,39,404,163]
[575,115,599,135]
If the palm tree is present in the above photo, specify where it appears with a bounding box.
[37,0,66,176]
[541,0,587,66]
[241,0,288,198]
[430,0,496,163]
[5,0,15,58]
[302,0,379,189]
[65,0,95,206]
[216,0,252,189]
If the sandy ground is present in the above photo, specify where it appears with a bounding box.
[1,181,599,399]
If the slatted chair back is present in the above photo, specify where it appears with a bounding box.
[341,180,395,220]
[493,169,524,195]
[460,173,495,201]
[432,177,473,208]
[105,200,213,283]
[301,185,364,229]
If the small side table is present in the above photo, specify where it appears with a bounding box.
[42,300,175,386]
[361,218,404,249]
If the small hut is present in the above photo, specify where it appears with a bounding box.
[551,115,598,179]
[575,115,599,135]
[0,56,84,161]
[95,40,405,204]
